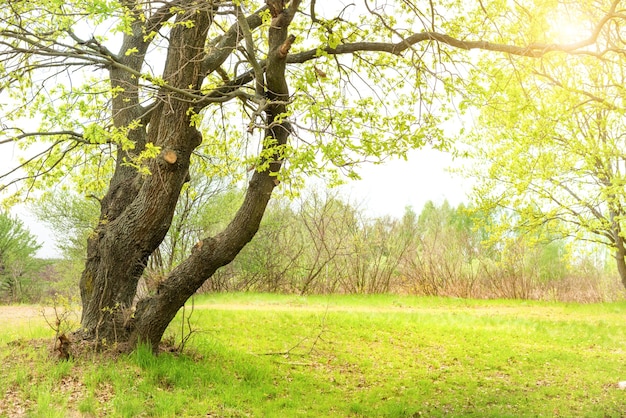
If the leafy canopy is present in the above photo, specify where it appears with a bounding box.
[1,0,619,203]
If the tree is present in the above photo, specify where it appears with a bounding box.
[463,11,626,288]
[0,1,621,350]
[399,201,486,297]
[0,212,42,302]
[33,191,100,260]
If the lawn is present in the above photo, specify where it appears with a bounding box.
[1,293,625,417]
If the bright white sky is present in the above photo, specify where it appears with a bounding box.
[340,148,470,218]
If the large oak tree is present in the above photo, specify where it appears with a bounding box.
[0,0,621,350]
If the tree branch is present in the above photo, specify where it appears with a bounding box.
[287,1,622,63]
[201,6,266,77]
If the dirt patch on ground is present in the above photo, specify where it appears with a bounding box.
[0,305,55,322]
[0,299,604,329]
[0,305,82,329]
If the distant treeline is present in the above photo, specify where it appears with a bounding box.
[143,190,624,302]
[4,189,624,304]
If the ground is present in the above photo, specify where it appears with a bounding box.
[1,294,625,417]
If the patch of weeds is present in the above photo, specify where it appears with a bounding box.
[77,395,99,416]
[382,401,421,418]
[132,342,157,369]
[48,357,75,380]
[32,390,56,417]
[112,395,147,418]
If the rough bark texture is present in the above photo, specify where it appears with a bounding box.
[79,2,214,345]
[78,1,300,350]
[132,0,300,349]
[606,205,626,289]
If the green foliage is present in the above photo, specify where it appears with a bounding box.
[29,192,98,300]
[461,1,626,284]
[32,191,99,260]
[1,0,561,201]
[0,212,43,302]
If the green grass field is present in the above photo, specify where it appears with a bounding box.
[1,293,626,417]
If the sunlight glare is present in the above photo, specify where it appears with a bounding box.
[548,10,591,45]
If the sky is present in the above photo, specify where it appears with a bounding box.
[340,147,470,218]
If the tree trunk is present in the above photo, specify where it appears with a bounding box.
[78,4,213,346]
[609,208,626,289]
[77,1,299,351]
[132,1,298,350]
[614,232,626,289]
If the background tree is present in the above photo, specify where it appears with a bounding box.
[0,212,42,302]
[463,22,626,288]
[0,0,622,350]
[397,201,610,301]
[209,189,362,294]
[33,192,100,261]
[398,201,486,297]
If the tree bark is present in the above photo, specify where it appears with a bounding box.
[132,0,301,350]
[613,225,626,288]
[615,244,626,289]
[608,207,626,289]
[77,1,300,350]
[78,3,213,345]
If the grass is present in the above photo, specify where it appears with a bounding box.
[1,293,626,417]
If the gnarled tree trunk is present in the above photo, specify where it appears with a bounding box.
[77,0,300,350]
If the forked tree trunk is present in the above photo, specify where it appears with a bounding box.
[77,1,299,350]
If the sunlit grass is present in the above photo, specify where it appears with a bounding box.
[1,293,626,416]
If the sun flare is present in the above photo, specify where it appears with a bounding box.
[548,9,592,44]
